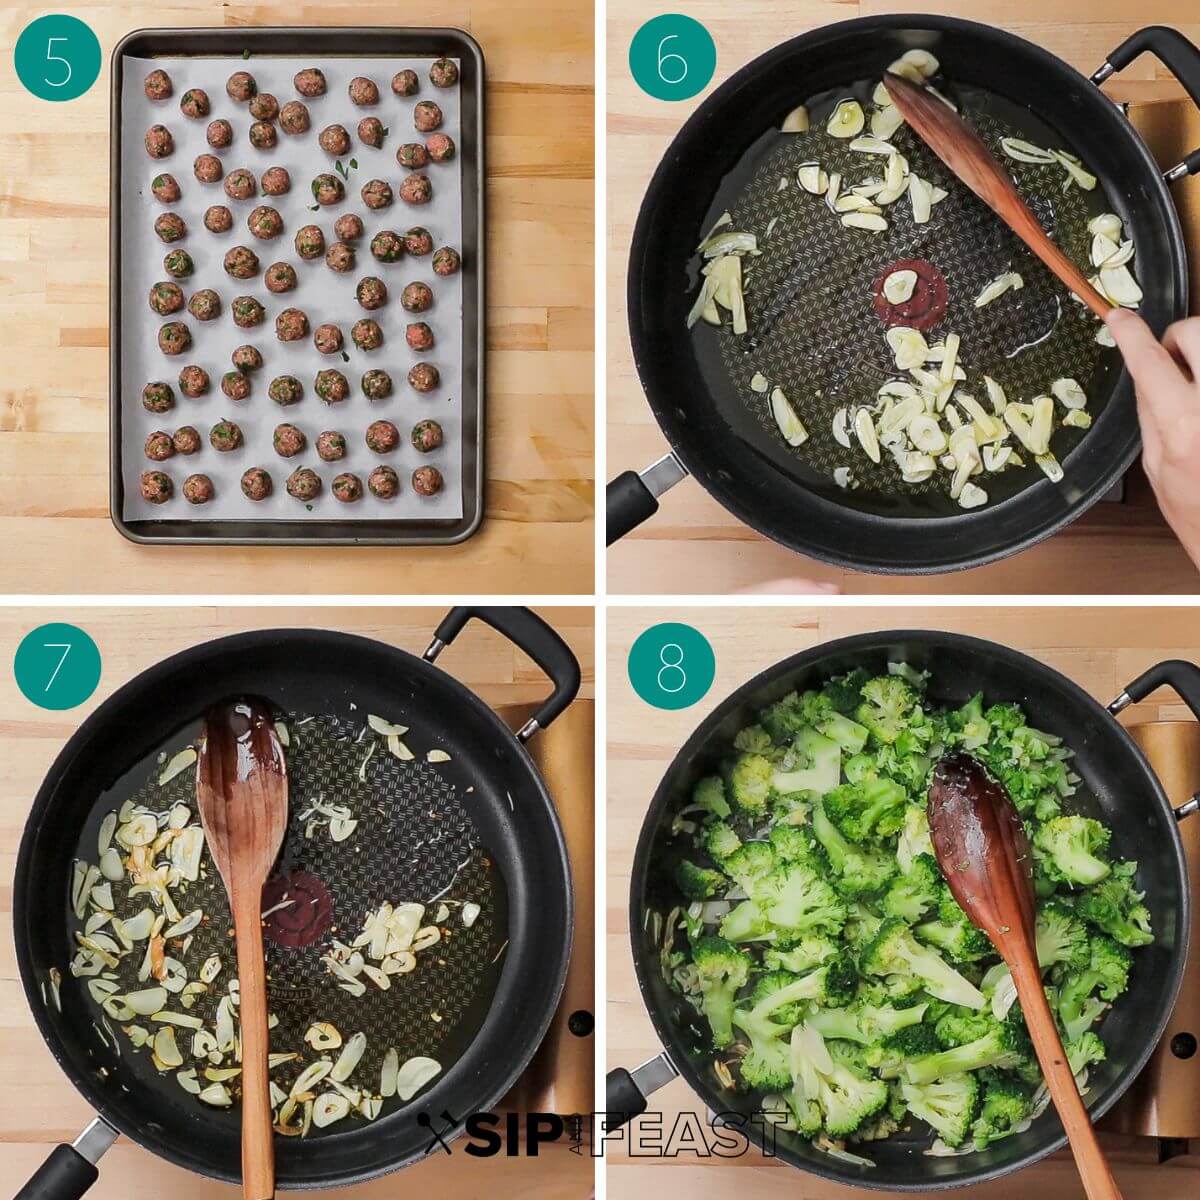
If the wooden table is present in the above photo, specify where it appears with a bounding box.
[0,1,594,596]
[606,0,1200,595]
[0,604,593,1198]
[606,604,1200,1197]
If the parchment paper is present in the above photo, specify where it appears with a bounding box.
[120,55,463,522]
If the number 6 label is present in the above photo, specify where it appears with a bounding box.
[628,622,716,710]
[14,15,101,102]
[14,623,102,710]
[629,15,716,102]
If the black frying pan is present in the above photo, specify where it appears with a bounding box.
[607,18,1200,573]
[14,607,580,1197]
[608,632,1198,1189]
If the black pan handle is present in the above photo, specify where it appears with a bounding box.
[1109,659,1200,820]
[426,607,581,741]
[605,1052,679,1131]
[1094,26,1200,180]
[15,1116,118,1200]
[607,452,689,546]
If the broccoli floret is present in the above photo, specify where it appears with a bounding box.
[1075,860,1154,947]
[675,860,727,901]
[817,711,869,755]
[904,1018,1031,1084]
[822,668,871,714]
[860,917,986,1010]
[1055,934,1131,1039]
[759,691,827,743]
[896,805,934,874]
[733,1006,793,1092]
[863,1022,942,1074]
[754,861,848,938]
[984,901,1091,1020]
[704,821,742,863]
[1066,1030,1106,1076]
[733,724,773,754]
[773,728,841,798]
[729,754,775,817]
[823,774,908,843]
[723,842,776,892]
[933,1007,997,1048]
[811,804,897,898]
[719,900,776,944]
[855,676,919,746]
[915,892,993,963]
[692,775,730,819]
[882,853,942,922]
[971,1073,1031,1148]
[952,693,992,750]
[984,702,1026,735]
[693,936,752,1048]
[763,936,839,974]
[768,822,818,863]
[752,969,809,1026]
[1033,815,1112,886]
[811,998,928,1045]
[744,952,859,1024]
[901,1074,981,1148]
[789,1021,890,1137]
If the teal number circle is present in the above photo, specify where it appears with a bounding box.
[628,622,716,710]
[14,15,102,102]
[629,14,716,102]
[14,623,102,710]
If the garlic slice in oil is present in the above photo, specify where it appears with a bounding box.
[769,387,808,447]
[826,100,865,139]
[853,409,881,463]
[883,270,917,305]
[841,212,887,232]
[974,272,1024,308]
[1050,378,1087,410]
[781,105,809,133]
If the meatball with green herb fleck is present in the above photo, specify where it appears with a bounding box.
[265,262,297,293]
[317,430,347,461]
[313,173,344,206]
[332,472,363,502]
[368,464,400,498]
[232,345,262,372]
[352,318,383,350]
[279,100,310,135]
[314,323,343,354]
[144,69,173,101]
[430,58,459,88]
[141,470,172,504]
[142,381,175,412]
[412,465,443,496]
[276,308,308,342]
[295,224,325,260]
[370,230,404,262]
[356,276,387,310]
[404,227,433,256]
[426,133,455,163]
[365,419,399,453]
[325,241,355,273]
[210,419,243,451]
[249,121,277,150]
[250,92,279,121]
[401,281,433,312]
[269,374,303,405]
[163,250,194,279]
[413,101,443,132]
[315,369,349,403]
[232,296,266,328]
[222,371,251,401]
[224,245,260,279]
[408,362,440,393]
[224,168,257,201]
[392,69,419,97]
[411,418,444,452]
[273,422,306,457]
[397,142,428,170]
[349,76,379,106]
[406,321,434,351]
[178,366,209,397]
[334,214,364,242]
[248,205,283,239]
[149,281,185,315]
[398,172,432,205]
[188,289,221,321]
[145,125,173,158]
[173,425,201,454]
[319,124,351,155]
[226,71,256,102]
[294,67,326,97]
[194,154,223,183]
[158,322,191,355]
[261,166,290,196]
[207,119,233,148]
[362,369,393,400]
[286,466,321,501]
[432,246,461,276]
[183,473,214,504]
[145,430,175,461]
[204,205,233,233]
[151,173,181,203]
[241,467,272,500]
[361,179,392,210]
[179,89,209,119]
[358,117,386,147]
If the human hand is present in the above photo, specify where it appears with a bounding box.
[1105,308,1200,573]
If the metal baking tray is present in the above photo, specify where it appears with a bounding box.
[110,27,484,545]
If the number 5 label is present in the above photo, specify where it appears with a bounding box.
[14,15,101,102]
[628,622,716,710]
[629,15,716,101]
[14,623,102,710]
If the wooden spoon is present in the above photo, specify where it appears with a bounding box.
[927,752,1122,1200]
[196,699,288,1200]
[882,71,1112,319]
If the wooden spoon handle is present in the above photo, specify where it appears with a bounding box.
[233,889,275,1200]
[1009,954,1123,1200]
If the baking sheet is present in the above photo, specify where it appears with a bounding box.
[120,54,464,522]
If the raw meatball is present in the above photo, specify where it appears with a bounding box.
[392,69,420,97]
[404,226,433,256]
[361,179,393,209]
[356,276,387,310]
[204,205,233,233]
[188,288,221,321]
[183,473,215,504]
[412,465,444,496]
[145,125,173,158]
[158,322,191,355]
[224,245,260,278]
[365,419,399,452]
[249,121,277,150]
[368,464,400,499]
[210,419,243,451]
[325,241,355,273]
[241,467,273,500]
[173,425,202,454]
[142,381,175,412]
[279,100,310,135]
[358,117,385,148]
[370,230,404,262]
[248,205,284,239]
[433,246,461,276]
[397,142,428,170]
[249,93,279,121]
[430,58,459,88]
[335,213,364,242]
[276,308,308,342]
[314,323,343,354]
[273,422,306,457]
[141,470,172,504]
[163,249,194,278]
[261,166,291,195]
[319,124,351,155]
[295,224,325,259]
[145,430,175,461]
[226,71,257,102]
[144,70,173,101]
[426,133,455,163]
[313,174,345,206]
[413,101,443,132]
[269,375,303,405]
[315,369,350,403]
[406,321,434,351]
[179,88,209,119]
[408,362,440,392]
[294,67,327,97]
[349,76,379,106]
[411,418,444,452]
[149,281,185,315]
[222,370,251,401]
[362,369,393,400]
[232,296,266,327]
[332,472,363,502]
[399,172,432,205]
[352,319,383,350]
[402,281,433,312]
[178,366,209,397]
[151,173,181,203]
[317,430,347,461]
[224,168,257,200]
[265,262,297,293]
[206,119,233,148]
[232,345,263,372]
[286,467,322,501]
[194,153,223,183]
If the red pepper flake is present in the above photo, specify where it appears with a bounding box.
[871,258,948,332]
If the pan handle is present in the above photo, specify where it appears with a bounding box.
[1109,659,1200,820]
[607,452,689,546]
[16,1119,117,1200]
[605,1052,679,1131]
[426,607,581,741]
[1092,26,1200,181]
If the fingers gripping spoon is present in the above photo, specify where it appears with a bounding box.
[927,752,1123,1200]
[196,699,288,1200]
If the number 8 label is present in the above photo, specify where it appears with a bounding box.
[630,15,716,102]
[628,623,715,710]
[657,642,687,693]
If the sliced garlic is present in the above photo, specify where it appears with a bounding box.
[1090,233,1120,268]
[834,194,881,214]
[999,137,1056,165]
[886,326,929,371]
[329,816,359,843]
[462,901,482,928]
[796,162,828,194]
[177,1068,202,1095]
[1099,240,1134,269]
[898,451,937,483]
[841,212,887,232]
[982,444,1013,473]
[853,409,881,463]
[781,104,809,133]
[1051,378,1087,410]
[958,482,988,509]
[883,269,917,304]
[312,1093,352,1128]
[769,387,808,447]
[1088,213,1123,241]
[305,1022,342,1051]
[396,1056,442,1102]
[1052,150,1097,190]
[938,333,960,385]
[1030,395,1055,456]
[157,748,196,786]
[908,174,933,225]
[1095,325,1116,348]
[331,1032,367,1082]
[896,49,939,78]
[153,1027,183,1069]
[974,272,1024,307]
[832,408,851,449]
[198,1082,233,1107]
[98,813,117,857]
[833,466,853,489]
[123,987,169,1016]
[380,1047,400,1098]
[908,414,948,455]
[1099,264,1142,308]
[1063,409,1093,429]
[367,714,409,737]
[983,376,1007,416]
[291,1060,333,1098]
[870,104,905,140]
[826,100,865,139]
[1036,453,1065,482]
[824,172,842,213]
[848,136,896,157]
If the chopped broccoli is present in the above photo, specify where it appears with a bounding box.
[704,821,742,863]
[810,998,928,1045]
[855,676,919,746]
[860,918,986,1010]
[1075,860,1154,946]
[692,775,730,819]
[1055,934,1131,1039]
[755,861,848,937]
[790,1021,890,1136]
[743,952,859,1024]
[904,1018,1031,1084]
[971,1073,1031,1148]
[723,841,776,892]
[811,804,897,897]
[764,935,840,973]
[882,853,942,922]
[1065,1030,1106,1076]
[817,711,870,755]
[733,724,773,754]
[864,1022,942,1074]
[1033,815,1112,886]
[823,668,872,714]
[733,1005,792,1092]
[823,774,908,843]
[768,823,818,863]
[897,805,934,874]
[693,936,751,1048]
[901,1073,981,1147]
[773,728,842,798]
[915,891,993,963]
[983,901,1090,1019]
[720,900,776,944]
[952,693,992,751]
[675,860,727,900]
[729,753,775,817]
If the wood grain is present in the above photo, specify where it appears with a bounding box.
[605,0,1200,595]
[606,605,1200,1197]
[0,604,593,1198]
[0,0,594,595]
